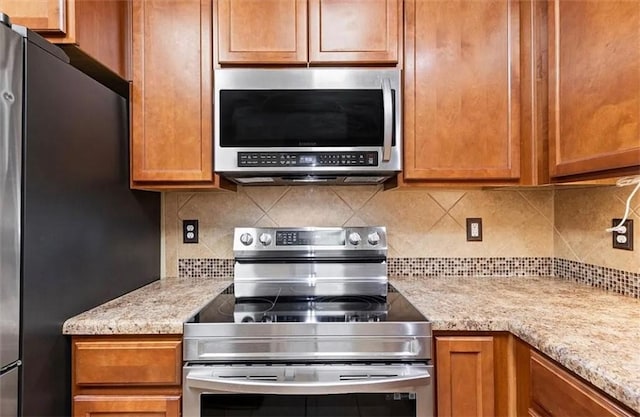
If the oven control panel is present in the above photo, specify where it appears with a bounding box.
[238,151,378,167]
[234,227,387,253]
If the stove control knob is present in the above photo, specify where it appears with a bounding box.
[259,233,272,246]
[368,231,381,246]
[241,316,254,323]
[239,233,254,246]
[348,232,362,246]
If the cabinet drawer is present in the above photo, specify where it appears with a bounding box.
[530,352,633,417]
[73,395,181,417]
[74,338,181,386]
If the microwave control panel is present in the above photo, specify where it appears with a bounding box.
[238,152,378,167]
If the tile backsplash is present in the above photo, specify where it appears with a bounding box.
[554,186,639,273]
[163,186,556,274]
[164,184,640,277]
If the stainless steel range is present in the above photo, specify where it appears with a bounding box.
[183,227,433,417]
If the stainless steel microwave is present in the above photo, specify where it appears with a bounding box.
[214,68,401,185]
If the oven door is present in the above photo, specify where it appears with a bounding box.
[183,363,433,417]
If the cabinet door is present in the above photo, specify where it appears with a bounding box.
[530,352,634,417]
[404,0,521,182]
[73,395,180,417]
[436,336,495,417]
[217,0,307,64]
[308,0,399,64]
[131,0,214,184]
[549,0,640,179]
[1,0,130,78]
[0,0,67,36]
[72,0,131,79]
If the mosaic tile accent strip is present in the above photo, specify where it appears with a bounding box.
[178,258,234,278]
[178,257,553,278]
[177,257,639,299]
[554,258,640,299]
[387,257,553,277]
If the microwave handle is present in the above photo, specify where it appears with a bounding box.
[381,78,393,162]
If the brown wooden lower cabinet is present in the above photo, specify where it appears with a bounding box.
[437,334,636,417]
[436,336,495,417]
[515,338,635,417]
[71,335,182,417]
[69,333,636,417]
[528,352,634,417]
[73,395,180,417]
[435,333,513,417]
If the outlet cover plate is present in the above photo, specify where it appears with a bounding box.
[612,219,633,251]
[183,219,199,244]
[466,218,483,242]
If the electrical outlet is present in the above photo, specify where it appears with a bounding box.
[183,220,199,244]
[612,219,633,251]
[466,218,483,242]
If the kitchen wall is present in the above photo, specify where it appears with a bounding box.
[554,185,639,273]
[163,184,640,277]
[163,186,555,275]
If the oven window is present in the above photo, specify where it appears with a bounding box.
[202,393,416,416]
[219,90,395,148]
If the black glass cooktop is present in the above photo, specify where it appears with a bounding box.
[189,285,427,324]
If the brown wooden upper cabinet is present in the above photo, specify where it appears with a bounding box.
[130,0,221,189]
[0,0,66,36]
[216,0,399,65]
[549,0,640,181]
[0,0,131,79]
[403,0,538,184]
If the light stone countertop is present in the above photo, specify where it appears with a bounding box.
[62,277,232,335]
[63,275,640,413]
[391,276,640,414]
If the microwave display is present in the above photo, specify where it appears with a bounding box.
[219,89,395,148]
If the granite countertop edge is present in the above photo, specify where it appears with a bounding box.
[62,275,640,413]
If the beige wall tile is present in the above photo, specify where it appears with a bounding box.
[582,210,640,273]
[449,190,553,257]
[244,186,290,212]
[613,180,640,213]
[267,186,354,226]
[342,214,369,227]
[553,228,580,262]
[554,187,619,260]
[555,186,640,273]
[177,192,196,210]
[494,210,553,257]
[519,190,554,222]
[177,189,265,260]
[427,190,466,211]
[357,190,446,257]
[421,214,493,258]
[331,185,381,210]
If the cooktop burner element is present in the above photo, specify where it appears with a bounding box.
[235,296,387,323]
[190,285,426,325]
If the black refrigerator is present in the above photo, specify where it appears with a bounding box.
[0,15,161,417]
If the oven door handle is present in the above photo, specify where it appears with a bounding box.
[185,365,431,395]
[381,78,393,162]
